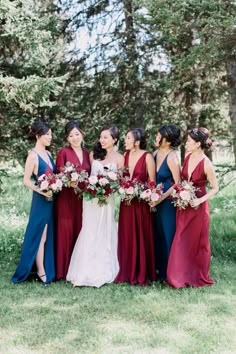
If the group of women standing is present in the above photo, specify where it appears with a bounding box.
[11,119,219,289]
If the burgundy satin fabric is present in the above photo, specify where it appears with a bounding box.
[167,154,214,288]
[55,147,91,280]
[115,151,156,285]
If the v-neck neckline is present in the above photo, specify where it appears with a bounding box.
[34,150,53,171]
[71,146,83,166]
[156,150,172,174]
[187,154,205,181]
[128,151,146,180]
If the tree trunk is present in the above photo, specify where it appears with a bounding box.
[121,0,140,127]
[226,61,236,167]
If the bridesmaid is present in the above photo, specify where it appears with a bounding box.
[12,120,55,285]
[149,125,181,282]
[115,128,156,286]
[167,127,219,288]
[55,120,90,280]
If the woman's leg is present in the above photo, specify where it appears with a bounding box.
[36,224,48,282]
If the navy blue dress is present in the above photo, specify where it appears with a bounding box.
[12,153,56,284]
[153,153,176,281]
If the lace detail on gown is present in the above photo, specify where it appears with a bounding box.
[66,160,119,287]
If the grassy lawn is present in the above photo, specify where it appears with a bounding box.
[0,170,235,354]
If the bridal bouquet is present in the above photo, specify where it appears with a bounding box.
[59,162,89,193]
[140,182,163,204]
[118,176,143,206]
[37,171,63,200]
[171,180,199,210]
[83,170,119,206]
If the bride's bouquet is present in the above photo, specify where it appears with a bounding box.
[83,170,119,206]
[171,180,199,210]
[59,162,89,194]
[37,171,63,200]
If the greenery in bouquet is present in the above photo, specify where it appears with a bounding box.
[37,171,63,200]
[171,180,199,210]
[118,176,143,206]
[59,162,89,194]
[83,170,119,206]
[139,182,163,203]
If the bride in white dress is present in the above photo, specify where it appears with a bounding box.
[66,126,124,287]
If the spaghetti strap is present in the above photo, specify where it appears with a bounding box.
[32,150,53,171]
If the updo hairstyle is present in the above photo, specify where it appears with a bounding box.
[29,120,50,140]
[158,124,181,148]
[188,127,212,149]
[129,128,147,149]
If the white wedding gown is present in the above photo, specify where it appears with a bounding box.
[66,160,119,287]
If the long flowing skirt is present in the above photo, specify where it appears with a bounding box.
[12,192,55,284]
[167,202,214,288]
[66,196,119,288]
[115,200,156,286]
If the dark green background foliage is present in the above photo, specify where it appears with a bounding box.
[0,0,235,165]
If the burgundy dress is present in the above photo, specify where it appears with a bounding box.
[55,146,91,280]
[167,154,214,288]
[115,151,156,286]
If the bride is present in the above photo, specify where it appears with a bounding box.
[66,126,124,287]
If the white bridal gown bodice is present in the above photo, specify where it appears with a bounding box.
[66,160,119,287]
[90,159,117,176]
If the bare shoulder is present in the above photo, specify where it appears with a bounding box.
[204,156,214,171]
[115,151,123,158]
[168,150,179,163]
[115,151,124,168]
[27,150,37,162]
[25,150,38,169]
[153,149,158,158]
[146,152,154,158]
[145,152,155,163]
[185,152,191,159]
[89,151,94,162]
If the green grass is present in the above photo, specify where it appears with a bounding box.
[0,173,236,354]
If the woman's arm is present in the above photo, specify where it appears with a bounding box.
[89,151,94,163]
[23,152,50,197]
[190,158,219,208]
[117,153,125,170]
[149,151,180,207]
[146,153,156,183]
[163,152,181,197]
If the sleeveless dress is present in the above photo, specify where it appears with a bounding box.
[55,147,90,280]
[167,154,214,288]
[153,152,177,281]
[12,153,56,284]
[115,151,156,286]
[66,160,119,288]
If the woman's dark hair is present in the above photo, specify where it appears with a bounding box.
[65,120,83,139]
[188,127,212,149]
[29,120,50,140]
[158,124,181,148]
[93,126,120,160]
[129,128,147,150]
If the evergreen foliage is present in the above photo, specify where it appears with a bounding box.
[0,0,235,164]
